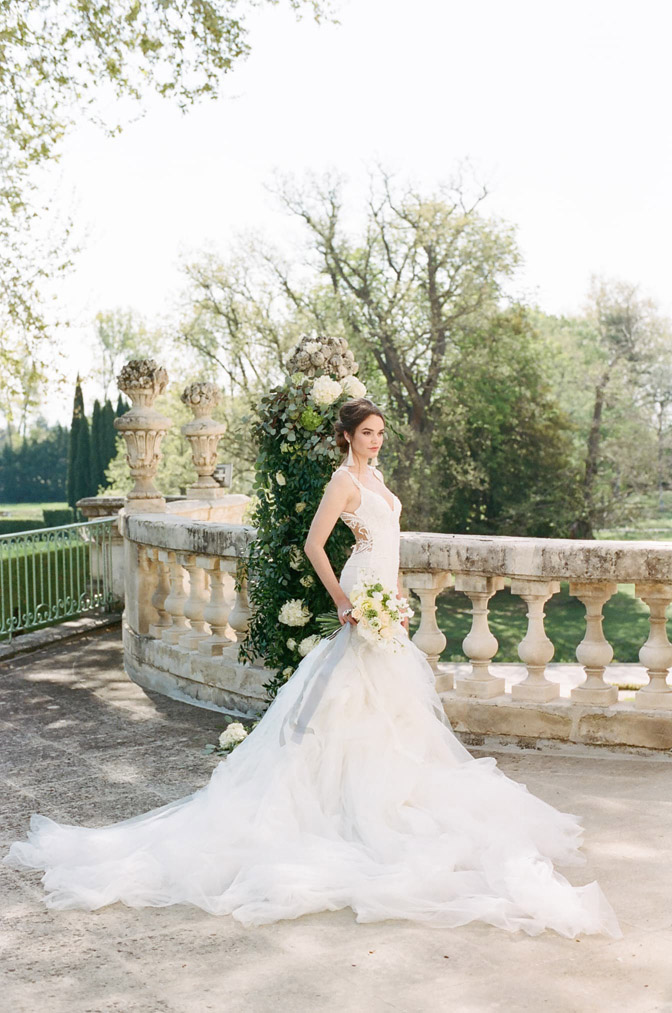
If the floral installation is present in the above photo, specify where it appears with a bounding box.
[238,332,376,697]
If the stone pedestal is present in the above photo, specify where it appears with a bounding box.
[114,359,172,513]
[181,382,227,500]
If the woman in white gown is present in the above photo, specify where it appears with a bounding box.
[4,398,621,938]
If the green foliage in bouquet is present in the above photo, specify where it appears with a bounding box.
[238,336,367,697]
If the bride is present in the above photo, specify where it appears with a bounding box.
[4,397,621,938]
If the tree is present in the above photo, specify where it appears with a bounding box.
[536,280,665,537]
[66,376,93,507]
[89,399,106,495]
[0,0,333,404]
[437,309,582,537]
[93,309,161,399]
[0,423,69,502]
[177,168,520,529]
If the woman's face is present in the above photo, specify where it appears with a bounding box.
[349,414,385,462]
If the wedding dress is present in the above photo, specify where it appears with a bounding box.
[4,464,622,938]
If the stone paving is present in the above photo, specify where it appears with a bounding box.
[1,630,671,1013]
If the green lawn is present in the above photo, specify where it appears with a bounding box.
[407,582,653,664]
[0,502,68,520]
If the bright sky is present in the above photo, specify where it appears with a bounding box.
[43,0,672,422]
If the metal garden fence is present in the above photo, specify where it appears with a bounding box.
[0,518,120,642]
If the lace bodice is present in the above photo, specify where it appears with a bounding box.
[333,464,402,595]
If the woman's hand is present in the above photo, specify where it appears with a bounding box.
[337,600,358,626]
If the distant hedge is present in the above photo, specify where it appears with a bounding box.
[42,508,75,527]
[0,519,45,535]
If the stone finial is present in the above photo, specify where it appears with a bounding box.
[181,382,227,498]
[114,359,172,513]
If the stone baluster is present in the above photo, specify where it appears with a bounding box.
[570,581,618,705]
[404,571,452,686]
[510,578,561,702]
[178,553,211,651]
[454,574,506,698]
[198,557,235,656]
[634,582,672,710]
[114,359,172,513]
[159,550,190,645]
[147,547,173,639]
[227,570,252,645]
[181,382,227,499]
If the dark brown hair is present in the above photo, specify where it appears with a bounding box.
[334,398,386,457]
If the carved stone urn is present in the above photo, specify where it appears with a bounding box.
[114,359,172,513]
[181,382,227,498]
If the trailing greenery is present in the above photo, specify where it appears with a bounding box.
[238,342,369,697]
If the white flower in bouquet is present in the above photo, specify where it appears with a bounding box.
[310,375,343,406]
[288,546,304,570]
[278,598,312,626]
[275,471,286,486]
[299,573,314,588]
[295,501,307,513]
[218,722,248,751]
[298,633,322,656]
[304,340,321,354]
[341,375,367,397]
[286,638,298,650]
[282,666,294,679]
[348,577,413,652]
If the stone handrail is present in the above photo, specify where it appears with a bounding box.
[110,360,672,748]
[120,512,672,745]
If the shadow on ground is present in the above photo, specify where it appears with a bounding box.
[1,630,671,1013]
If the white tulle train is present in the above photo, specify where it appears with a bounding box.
[4,622,621,938]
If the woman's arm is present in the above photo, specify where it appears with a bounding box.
[304,472,358,626]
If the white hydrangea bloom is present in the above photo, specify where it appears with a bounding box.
[278,598,312,626]
[298,634,322,656]
[286,638,297,650]
[275,471,286,486]
[299,574,314,588]
[341,375,367,397]
[304,340,321,354]
[218,722,248,748]
[310,375,343,406]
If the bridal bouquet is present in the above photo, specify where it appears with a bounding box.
[317,574,413,652]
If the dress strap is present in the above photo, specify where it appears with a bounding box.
[335,465,365,490]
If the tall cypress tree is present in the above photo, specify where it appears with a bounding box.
[74,414,92,503]
[66,376,86,508]
[89,399,105,494]
[100,399,117,489]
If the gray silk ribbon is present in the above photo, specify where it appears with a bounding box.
[277,621,453,747]
[279,622,354,746]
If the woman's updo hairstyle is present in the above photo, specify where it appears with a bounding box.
[334,398,386,457]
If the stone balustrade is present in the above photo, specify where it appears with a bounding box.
[111,359,672,749]
[120,514,672,747]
